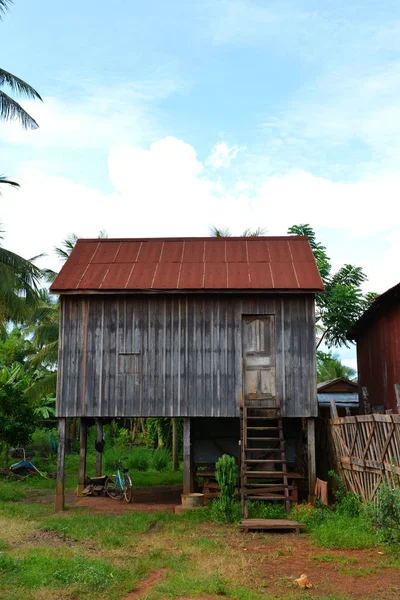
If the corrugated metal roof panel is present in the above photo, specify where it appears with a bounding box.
[101,263,133,289]
[204,263,227,288]
[78,263,109,288]
[160,241,184,263]
[153,262,180,288]
[51,236,324,292]
[205,241,226,263]
[115,241,142,263]
[179,263,204,288]
[182,241,204,262]
[137,241,163,263]
[318,393,359,406]
[248,263,274,288]
[227,263,251,288]
[92,241,121,264]
[126,263,157,288]
[246,240,270,262]
[271,262,299,288]
[226,241,247,262]
[268,240,292,262]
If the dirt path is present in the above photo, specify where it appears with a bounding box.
[124,569,170,599]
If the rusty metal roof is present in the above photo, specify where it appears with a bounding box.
[50,236,324,293]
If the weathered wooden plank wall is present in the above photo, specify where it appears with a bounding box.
[57,294,317,418]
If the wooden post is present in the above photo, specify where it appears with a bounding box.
[394,384,400,414]
[172,418,179,471]
[307,418,316,503]
[54,418,66,512]
[77,418,88,496]
[362,387,370,415]
[330,399,338,419]
[95,419,103,477]
[183,418,193,494]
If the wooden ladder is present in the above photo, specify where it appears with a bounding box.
[240,398,291,518]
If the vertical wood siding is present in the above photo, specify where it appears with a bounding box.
[57,294,317,418]
[357,304,400,413]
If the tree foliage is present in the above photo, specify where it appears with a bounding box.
[0,364,37,449]
[0,1,42,130]
[288,224,375,348]
[316,351,356,382]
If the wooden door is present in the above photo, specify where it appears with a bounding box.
[242,316,276,402]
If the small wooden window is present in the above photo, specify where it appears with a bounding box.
[118,352,141,375]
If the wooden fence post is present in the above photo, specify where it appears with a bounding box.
[77,418,88,496]
[394,384,400,414]
[54,417,66,512]
[307,418,316,503]
[95,419,103,477]
[362,387,370,414]
[172,418,179,471]
[183,418,193,494]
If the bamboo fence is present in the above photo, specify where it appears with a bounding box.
[329,414,400,503]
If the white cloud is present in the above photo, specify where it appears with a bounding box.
[0,78,180,151]
[2,136,399,297]
[206,141,242,169]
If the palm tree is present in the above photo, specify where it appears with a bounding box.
[316,351,356,383]
[0,175,19,194]
[0,231,42,332]
[209,226,266,237]
[0,0,42,130]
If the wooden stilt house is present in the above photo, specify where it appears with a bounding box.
[50,236,323,513]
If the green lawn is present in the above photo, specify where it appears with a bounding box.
[0,476,397,600]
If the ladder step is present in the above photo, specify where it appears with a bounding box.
[247,436,281,441]
[246,437,281,441]
[246,495,287,501]
[247,427,279,431]
[245,447,282,452]
[244,471,286,476]
[245,459,284,463]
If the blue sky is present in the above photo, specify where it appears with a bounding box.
[2,0,400,368]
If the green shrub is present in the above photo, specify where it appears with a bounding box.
[248,501,286,520]
[214,454,238,523]
[373,481,400,544]
[151,448,170,471]
[129,447,152,471]
[210,498,241,524]
[0,481,26,502]
[329,470,362,517]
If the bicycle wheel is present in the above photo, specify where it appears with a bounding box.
[105,474,123,500]
[123,473,133,503]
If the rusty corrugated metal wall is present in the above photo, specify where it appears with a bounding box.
[357,304,400,413]
[56,293,317,419]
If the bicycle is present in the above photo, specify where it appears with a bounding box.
[105,458,133,503]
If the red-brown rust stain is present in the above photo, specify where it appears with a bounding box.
[124,568,169,600]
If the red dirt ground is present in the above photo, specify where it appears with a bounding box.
[69,483,182,512]
[42,486,400,599]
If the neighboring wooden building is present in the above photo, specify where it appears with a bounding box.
[317,378,359,418]
[51,236,323,511]
[347,282,400,414]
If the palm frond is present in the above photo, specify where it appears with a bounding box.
[25,372,57,402]
[0,68,42,101]
[242,227,267,237]
[0,174,19,191]
[54,233,78,262]
[0,0,13,20]
[29,340,58,367]
[0,88,39,129]
[209,226,232,237]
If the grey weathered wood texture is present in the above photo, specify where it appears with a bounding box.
[57,294,317,418]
